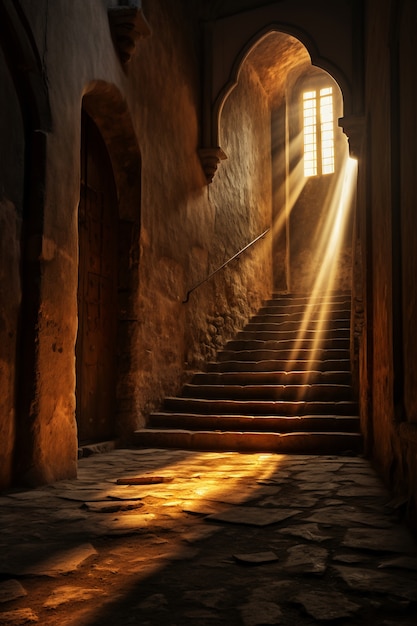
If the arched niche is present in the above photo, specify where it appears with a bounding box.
[199,0,364,181]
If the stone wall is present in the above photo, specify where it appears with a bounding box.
[0,0,274,487]
[0,47,23,488]
[359,0,417,527]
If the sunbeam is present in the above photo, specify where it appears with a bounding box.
[284,156,358,392]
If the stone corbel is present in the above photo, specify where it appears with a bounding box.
[339,115,366,159]
[108,1,151,66]
[198,147,227,184]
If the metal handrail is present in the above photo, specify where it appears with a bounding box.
[182,228,270,303]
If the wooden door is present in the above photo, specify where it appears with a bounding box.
[76,111,118,444]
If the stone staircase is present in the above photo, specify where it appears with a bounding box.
[134,292,362,454]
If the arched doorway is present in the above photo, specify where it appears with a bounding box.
[76,110,119,444]
[77,83,143,445]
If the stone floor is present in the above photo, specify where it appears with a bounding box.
[0,448,417,625]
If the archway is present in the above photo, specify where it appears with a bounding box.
[216,30,355,296]
[78,83,142,444]
[76,110,119,444]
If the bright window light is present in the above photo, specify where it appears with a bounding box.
[303,87,335,177]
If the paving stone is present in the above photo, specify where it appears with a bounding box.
[294,471,342,482]
[183,500,224,516]
[182,525,223,543]
[94,513,158,535]
[0,580,27,603]
[51,509,89,522]
[306,505,393,528]
[294,589,361,620]
[5,491,52,501]
[336,486,388,498]
[278,522,332,543]
[333,565,417,601]
[378,555,417,571]
[183,588,226,609]
[233,551,279,565]
[2,449,417,625]
[82,500,145,513]
[258,494,318,508]
[182,609,220,621]
[297,482,336,492]
[0,543,97,577]
[332,552,373,565]
[43,585,105,609]
[340,472,385,485]
[136,593,168,610]
[342,527,417,553]
[158,547,200,561]
[239,600,283,625]
[284,544,328,574]
[205,506,301,526]
[0,608,39,624]
[57,490,130,502]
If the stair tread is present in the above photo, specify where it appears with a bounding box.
[136,428,361,436]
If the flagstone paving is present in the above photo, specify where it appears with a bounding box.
[0,448,416,625]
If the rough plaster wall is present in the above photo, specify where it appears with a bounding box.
[14,0,125,484]
[201,62,273,360]
[129,6,273,423]
[125,0,209,422]
[0,0,271,484]
[0,49,23,488]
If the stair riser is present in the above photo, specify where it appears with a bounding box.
[181,385,353,401]
[164,398,358,416]
[208,359,351,372]
[218,349,350,362]
[268,293,350,304]
[226,339,349,351]
[237,329,350,341]
[246,320,349,331]
[259,300,350,316]
[191,372,352,385]
[257,308,350,320]
[149,413,360,433]
[134,430,363,454]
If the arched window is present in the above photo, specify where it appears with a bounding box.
[303,86,335,177]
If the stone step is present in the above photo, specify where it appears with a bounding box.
[225,338,349,351]
[181,383,353,401]
[163,397,358,416]
[236,328,350,341]
[148,412,360,433]
[190,370,352,386]
[256,307,351,320]
[267,292,350,305]
[207,359,352,372]
[133,428,363,454]
[246,319,349,331]
[135,291,360,456]
[217,348,350,363]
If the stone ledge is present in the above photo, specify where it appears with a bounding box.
[108,1,151,65]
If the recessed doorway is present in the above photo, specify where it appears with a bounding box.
[76,110,118,444]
